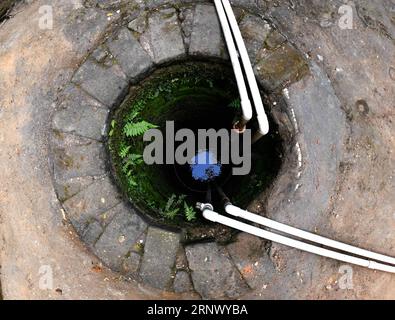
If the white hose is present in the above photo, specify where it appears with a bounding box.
[225,204,395,266]
[198,204,395,273]
[213,0,252,123]
[220,0,270,136]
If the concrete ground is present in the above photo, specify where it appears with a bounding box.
[0,0,394,299]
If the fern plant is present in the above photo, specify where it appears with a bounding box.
[184,202,197,222]
[160,194,187,220]
[126,153,144,165]
[122,154,143,172]
[124,121,158,138]
[228,97,241,109]
[119,145,131,159]
[122,153,144,185]
[173,194,186,207]
[162,207,180,220]
[160,194,179,220]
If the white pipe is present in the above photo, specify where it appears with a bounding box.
[213,0,253,124]
[225,204,395,266]
[198,204,395,273]
[221,0,270,136]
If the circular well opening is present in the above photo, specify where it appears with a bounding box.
[108,61,283,242]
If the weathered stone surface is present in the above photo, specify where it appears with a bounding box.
[263,30,286,50]
[81,220,103,247]
[230,0,267,12]
[239,15,271,62]
[139,227,180,290]
[62,8,111,55]
[2,0,394,301]
[91,46,109,63]
[54,176,95,202]
[51,133,106,181]
[185,242,249,299]
[179,6,195,51]
[255,43,309,91]
[189,4,228,59]
[86,0,126,10]
[107,28,153,81]
[173,271,193,293]
[72,59,128,107]
[128,12,148,34]
[52,85,109,141]
[63,176,122,234]
[94,203,147,271]
[122,252,142,276]
[143,0,198,10]
[175,247,189,270]
[90,45,117,68]
[356,0,395,40]
[252,63,347,299]
[227,233,276,290]
[140,8,186,64]
[267,62,346,230]
[98,202,127,228]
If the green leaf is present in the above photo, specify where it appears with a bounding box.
[123,121,158,137]
[109,120,116,137]
[228,97,241,109]
[162,208,179,220]
[184,202,197,222]
[164,194,176,213]
[123,154,143,170]
[160,194,195,222]
[119,146,131,159]
[122,154,144,179]
[174,194,186,207]
[128,177,138,187]
[128,154,144,165]
[160,194,187,220]
[206,79,214,88]
[129,110,140,121]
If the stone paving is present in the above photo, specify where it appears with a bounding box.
[139,227,180,289]
[52,85,109,141]
[107,28,154,81]
[47,1,346,298]
[0,0,393,300]
[189,4,228,59]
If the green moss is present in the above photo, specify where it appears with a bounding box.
[59,154,74,169]
[52,129,64,139]
[133,242,145,254]
[63,185,71,200]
